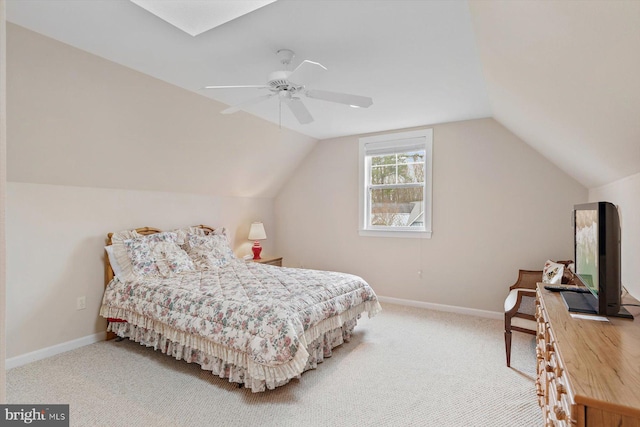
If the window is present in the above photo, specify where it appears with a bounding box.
[359,129,433,238]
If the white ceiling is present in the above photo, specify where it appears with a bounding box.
[129,0,277,37]
[5,0,491,141]
[6,0,639,189]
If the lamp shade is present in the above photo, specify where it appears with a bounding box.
[248,222,267,241]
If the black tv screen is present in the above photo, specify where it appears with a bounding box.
[569,202,631,318]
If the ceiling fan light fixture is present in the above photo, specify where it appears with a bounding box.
[205,49,373,124]
[276,49,295,66]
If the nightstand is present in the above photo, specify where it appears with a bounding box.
[251,256,283,267]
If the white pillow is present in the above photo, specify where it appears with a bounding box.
[542,260,564,284]
[105,245,126,282]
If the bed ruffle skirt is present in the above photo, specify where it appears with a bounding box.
[103,300,380,392]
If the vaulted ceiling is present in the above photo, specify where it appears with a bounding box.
[6,0,640,189]
[469,1,640,189]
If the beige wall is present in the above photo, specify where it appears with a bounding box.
[589,173,640,299]
[6,182,276,358]
[1,0,7,402]
[275,118,588,312]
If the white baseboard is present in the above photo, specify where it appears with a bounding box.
[377,295,502,320]
[6,332,105,370]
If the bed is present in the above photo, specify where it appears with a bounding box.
[99,225,381,392]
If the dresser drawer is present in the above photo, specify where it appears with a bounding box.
[536,288,575,427]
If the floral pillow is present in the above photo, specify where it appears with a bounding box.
[187,230,236,269]
[123,231,178,277]
[173,226,207,248]
[152,241,195,277]
[145,231,178,244]
[124,237,159,276]
[542,260,565,284]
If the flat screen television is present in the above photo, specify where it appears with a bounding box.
[561,201,633,319]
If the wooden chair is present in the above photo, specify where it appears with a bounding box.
[504,261,573,367]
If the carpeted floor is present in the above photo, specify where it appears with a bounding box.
[7,303,542,426]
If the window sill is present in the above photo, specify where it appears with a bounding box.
[358,229,432,239]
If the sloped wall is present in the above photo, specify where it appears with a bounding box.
[275,118,588,313]
[7,23,316,198]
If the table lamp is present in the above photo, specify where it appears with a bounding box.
[248,222,267,260]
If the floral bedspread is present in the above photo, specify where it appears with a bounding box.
[100,259,381,384]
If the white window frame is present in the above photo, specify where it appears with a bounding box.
[358,129,433,238]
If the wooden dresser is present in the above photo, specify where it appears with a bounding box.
[536,284,640,426]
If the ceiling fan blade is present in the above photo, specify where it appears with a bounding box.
[221,94,275,114]
[288,60,327,86]
[305,89,373,108]
[284,97,314,124]
[204,85,270,90]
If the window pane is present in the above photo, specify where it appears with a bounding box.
[397,162,425,184]
[370,187,424,227]
[371,165,397,185]
[397,151,425,164]
[397,165,408,183]
[371,154,397,166]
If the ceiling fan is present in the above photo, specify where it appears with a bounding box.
[204,49,373,124]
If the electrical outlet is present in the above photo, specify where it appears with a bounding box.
[77,296,86,310]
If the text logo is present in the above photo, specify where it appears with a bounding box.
[1,405,69,426]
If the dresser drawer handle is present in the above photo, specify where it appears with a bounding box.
[554,406,567,420]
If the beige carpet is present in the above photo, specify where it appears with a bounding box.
[7,303,542,426]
